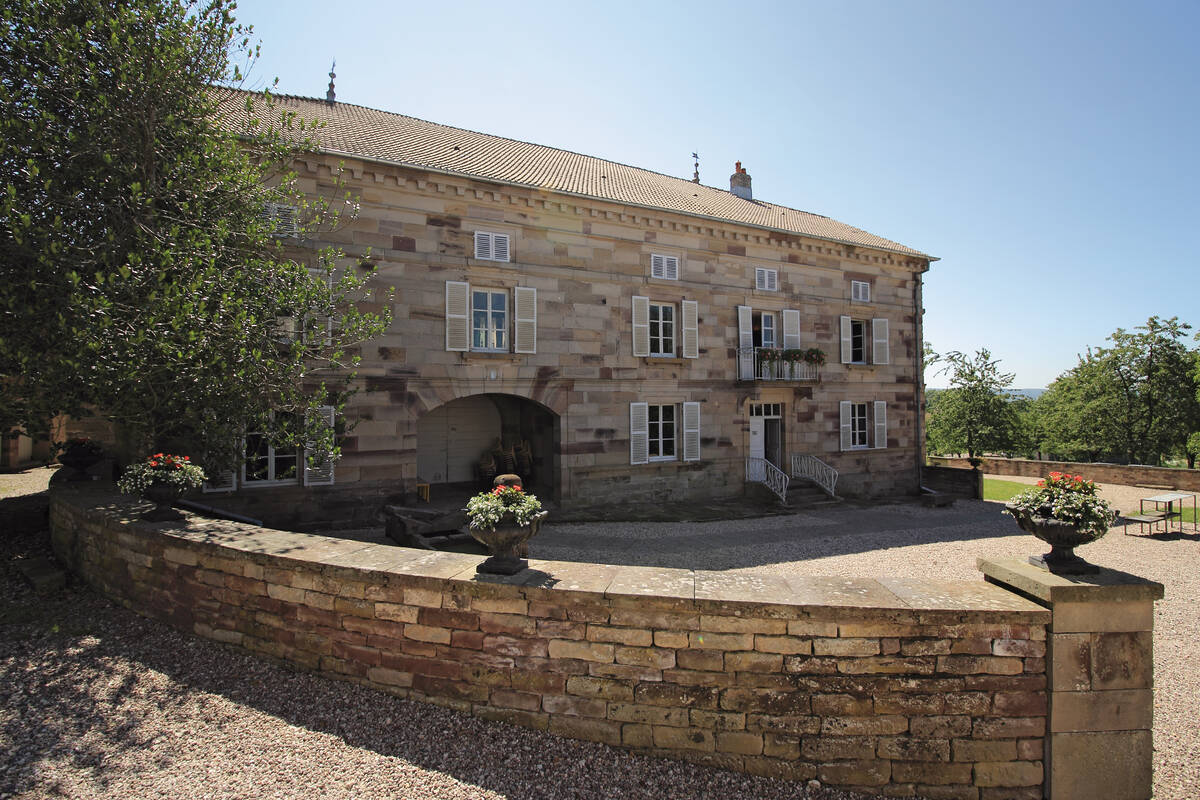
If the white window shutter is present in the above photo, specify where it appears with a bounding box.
[872,318,890,365]
[445,281,470,352]
[202,466,237,494]
[474,231,492,261]
[768,270,778,291]
[839,401,852,451]
[782,309,801,350]
[630,402,649,465]
[664,256,679,281]
[493,233,510,262]
[737,305,754,380]
[682,402,701,462]
[681,300,699,359]
[651,254,665,279]
[304,405,337,486]
[632,295,650,357]
[755,268,766,290]
[514,286,537,354]
[840,315,852,364]
[874,400,888,450]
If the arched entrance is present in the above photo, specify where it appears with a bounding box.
[416,394,560,501]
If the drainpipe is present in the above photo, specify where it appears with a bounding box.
[914,260,931,493]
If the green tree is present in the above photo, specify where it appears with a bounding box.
[926,348,1017,460]
[0,0,389,469]
[1039,317,1199,465]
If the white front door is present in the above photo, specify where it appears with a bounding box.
[749,415,765,480]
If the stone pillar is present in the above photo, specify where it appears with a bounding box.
[978,558,1163,800]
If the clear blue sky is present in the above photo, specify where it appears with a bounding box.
[231,0,1199,389]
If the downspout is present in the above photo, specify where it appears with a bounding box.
[914,260,931,492]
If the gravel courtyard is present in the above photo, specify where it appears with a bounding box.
[2,469,1197,799]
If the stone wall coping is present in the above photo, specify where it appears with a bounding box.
[978,558,1166,605]
[60,485,1049,622]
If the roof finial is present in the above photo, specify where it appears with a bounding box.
[692,151,700,183]
[326,59,336,105]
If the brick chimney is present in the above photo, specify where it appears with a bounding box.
[730,161,752,200]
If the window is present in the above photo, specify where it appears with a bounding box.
[446,282,537,353]
[472,289,507,351]
[243,416,300,485]
[651,254,680,280]
[750,403,782,418]
[261,202,299,238]
[630,401,701,464]
[649,302,675,357]
[755,268,778,292]
[757,312,777,349]
[632,296,698,359]
[839,316,889,365]
[840,400,887,450]
[474,231,511,262]
[851,280,871,302]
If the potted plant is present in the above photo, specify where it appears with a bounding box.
[464,483,548,575]
[56,437,105,481]
[803,347,826,366]
[758,346,780,379]
[781,349,805,379]
[1003,472,1116,574]
[117,453,207,521]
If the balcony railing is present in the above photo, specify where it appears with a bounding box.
[736,347,821,382]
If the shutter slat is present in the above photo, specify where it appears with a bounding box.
[651,254,665,279]
[665,256,679,281]
[782,309,800,350]
[446,281,470,351]
[632,296,650,357]
[630,402,649,465]
[840,315,852,364]
[872,318,890,365]
[514,286,537,354]
[683,402,701,462]
[681,300,699,359]
[474,231,492,261]
[493,233,510,262]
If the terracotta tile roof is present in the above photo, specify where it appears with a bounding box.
[216,90,931,259]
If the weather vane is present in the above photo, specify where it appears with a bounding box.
[692,152,700,183]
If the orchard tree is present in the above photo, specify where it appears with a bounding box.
[0,0,389,470]
[926,348,1017,460]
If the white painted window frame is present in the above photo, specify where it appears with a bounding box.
[851,280,871,302]
[648,301,676,357]
[647,403,677,461]
[474,230,511,262]
[755,267,779,292]
[651,253,680,280]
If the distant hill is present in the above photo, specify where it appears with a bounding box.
[1008,388,1045,400]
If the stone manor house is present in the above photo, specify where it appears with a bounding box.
[212,90,934,517]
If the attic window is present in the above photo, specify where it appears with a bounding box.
[474,231,511,262]
[650,254,679,281]
[261,202,299,238]
[755,268,778,292]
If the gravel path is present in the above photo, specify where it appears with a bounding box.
[3,468,1197,798]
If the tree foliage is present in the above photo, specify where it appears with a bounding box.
[926,348,1017,459]
[0,0,389,470]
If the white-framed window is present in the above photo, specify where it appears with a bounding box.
[632,296,698,359]
[649,302,675,357]
[474,231,511,262]
[839,316,889,365]
[261,202,299,238]
[839,400,887,451]
[243,414,300,485]
[757,312,777,349]
[472,289,508,351]
[750,403,782,418]
[651,254,680,280]
[630,401,701,464]
[755,268,779,292]
[446,281,537,354]
[851,280,871,302]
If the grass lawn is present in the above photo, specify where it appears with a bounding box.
[982,478,1034,502]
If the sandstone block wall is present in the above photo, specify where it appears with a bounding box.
[52,486,1051,799]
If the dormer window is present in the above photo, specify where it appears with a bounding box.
[474,231,511,262]
[651,254,680,280]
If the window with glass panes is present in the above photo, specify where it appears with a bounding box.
[472,289,507,351]
[243,419,299,484]
[649,302,675,356]
[648,404,676,460]
[850,402,869,448]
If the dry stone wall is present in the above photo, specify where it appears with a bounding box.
[52,485,1050,799]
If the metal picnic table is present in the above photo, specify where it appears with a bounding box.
[1125,491,1197,536]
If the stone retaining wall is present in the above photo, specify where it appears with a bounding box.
[922,465,983,499]
[51,485,1051,799]
[930,456,1200,492]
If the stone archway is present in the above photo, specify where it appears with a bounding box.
[416,393,560,500]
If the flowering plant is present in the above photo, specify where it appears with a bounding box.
[116,453,207,494]
[803,347,827,366]
[465,484,544,529]
[1003,472,1114,536]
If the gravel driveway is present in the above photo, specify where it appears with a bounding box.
[3,468,1197,799]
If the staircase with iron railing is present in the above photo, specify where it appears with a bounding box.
[790,453,839,498]
[746,457,789,504]
[736,347,821,383]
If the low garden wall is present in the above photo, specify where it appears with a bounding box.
[50,483,1055,798]
[921,465,983,499]
[930,456,1200,492]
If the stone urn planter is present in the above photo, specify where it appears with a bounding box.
[470,511,548,575]
[142,481,187,522]
[1005,502,1113,575]
[58,439,104,481]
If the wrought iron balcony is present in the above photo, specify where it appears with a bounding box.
[736,347,821,382]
